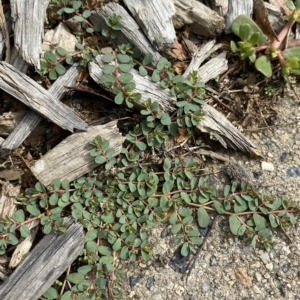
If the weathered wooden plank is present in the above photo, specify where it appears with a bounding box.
[123,0,176,50]
[1,63,84,151]
[89,53,257,153]
[31,121,125,186]
[197,52,228,83]
[0,62,87,132]
[182,40,223,79]
[264,2,286,34]
[10,0,48,69]
[89,2,161,65]
[0,181,19,219]
[210,0,229,16]
[172,0,225,38]
[89,55,176,113]
[9,220,39,268]
[0,221,84,300]
[225,0,253,33]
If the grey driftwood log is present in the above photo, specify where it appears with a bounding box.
[89,2,161,65]
[1,63,84,151]
[10,0,48,69]
[31,120,125,186]
[0,221,84,300]
[123,0,176,50]
[172,0,225,38]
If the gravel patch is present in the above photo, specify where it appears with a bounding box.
[119,91,300,300]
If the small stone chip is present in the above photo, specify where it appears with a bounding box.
[261,161,274,172]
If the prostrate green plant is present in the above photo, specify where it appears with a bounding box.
[230,0,300,81]
[0,134,299,299]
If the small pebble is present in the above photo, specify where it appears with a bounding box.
[259,253,270,264]
[255,272,262,282]
[266,263,274,271]
[210,255,218,266]
[282,262,291,273]
[261,161,274,171]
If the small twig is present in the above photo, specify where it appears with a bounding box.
[243,121,298,132]
[60,265,71,297]
[185,215,219,280]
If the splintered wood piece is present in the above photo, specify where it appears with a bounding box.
[123,0,176,50]
[198,103,257,153]
[31,121,125,186]
[0,62,87,132]
[10,0,48,69]
[197,52,228,83]
[172,0,225,38]
[1,63,85,151]
[9,219,40,268]
[0,221,84,300]
[210,0,229,16]
[0,181,20,219]
[89,2,161,64]
[182,40,223,79]
[89,55,176,113]
[225,0,253,33]
[264,2,286,34]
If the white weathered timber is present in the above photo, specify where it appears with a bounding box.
[264,2,285,34]
[0,221,84,300]
[123,0,176,50]
[182,40,223,79]
[172,0,225,38]
[210,0,229,16]
[1,63,85,151]
[42,22,77,56]
[31,121,125,186]
[89,55,176,113]
[89,2,161,65]
[197,52,228,83]
[198,103,257,152]
[9,220,39,268]
[225,0,253,33]
[10,0,48,69]
[0,62,87,132]
[0,181,19,219]
[9,46,28,73]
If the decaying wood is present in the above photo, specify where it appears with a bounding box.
[0,62,87,132]
[172,0,225,38]
[264,2,286,34]
[123,0,176,50]
[42,22,77,56]
[9,46,28,73]
[197,52,228,83]
[198,103,258,153]
[1,63,84,151]
[89,2,161,64]
[0,110,27,136]
[210,0,229,16]
[10,0,48,69]
[182,40,224,79]
[9,220,39,268]
[0,2,10,62]
[0,181,19,219]
[225,0,253,33]
[31,121,125,186]
[89,55,176,112]
[0,221,84,300]
[89,49,257,153]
